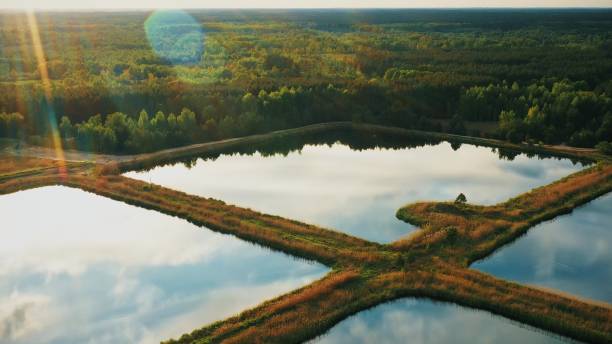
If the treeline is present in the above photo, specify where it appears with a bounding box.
[3,79,611,154]
[59,109,197,153]
[458,79,612,147]
[55,84,431,153]
[0,10,611,152]
[0,112,25,138]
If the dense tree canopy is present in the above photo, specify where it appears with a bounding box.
[459,80,611,146]
[0,9,610,152]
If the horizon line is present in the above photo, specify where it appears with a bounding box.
[1,6,612,11]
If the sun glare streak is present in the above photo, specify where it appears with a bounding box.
[26,11,67,177]
[10,15,32,118]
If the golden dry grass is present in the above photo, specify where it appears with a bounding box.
[0,156,60,175]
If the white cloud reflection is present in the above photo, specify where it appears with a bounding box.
[0,186,327,343]
[313,299,565,344]
[127,142,583,242]
[0,186,238,277]
[0,292,54,342]
[474,193,612,303]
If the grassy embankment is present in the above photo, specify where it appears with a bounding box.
[395,162,612,265]
[0,123,610,343]
[0,156,91,183]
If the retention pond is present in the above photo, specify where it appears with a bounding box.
[0,186,327,344]
[312,298,569,344]
[474,193,612,304]
[127,130,586,243]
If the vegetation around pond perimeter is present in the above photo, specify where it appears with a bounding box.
[0,123,611,344]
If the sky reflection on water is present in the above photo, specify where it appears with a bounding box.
[474,193,612,303]
[127,141,584,242]
[312,298,567,344]
[0,186,327,344]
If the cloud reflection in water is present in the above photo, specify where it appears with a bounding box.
[312,299,566,344]
[474,193,612,303]
[0,186,327,343]
[127,141,584,242]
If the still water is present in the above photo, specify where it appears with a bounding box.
[127,132,585,242]
[0,186,327,344]
[474,193,612,303]
[312,298,567,344]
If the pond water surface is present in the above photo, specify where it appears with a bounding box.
[0,186,327,344]
[126,131,585,243]
[312,298,567,344]
[474,193,612,303]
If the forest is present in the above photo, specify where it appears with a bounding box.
[0,9,611,153]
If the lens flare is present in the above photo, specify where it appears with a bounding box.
[144,10,205,65]
[26,11,67,177]
[143,10,224,83]
[11,15,33,119]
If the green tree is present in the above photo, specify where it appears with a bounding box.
[59,116,74,138]
[569,129,596,147]
[499,110,525,143]
[151,111,168,132]
[138,109,150,129]
[178,108,198,141]
[455,193,467,204]
[0,112,24,138]
[105,112,133,151]
[595,141,612,155]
